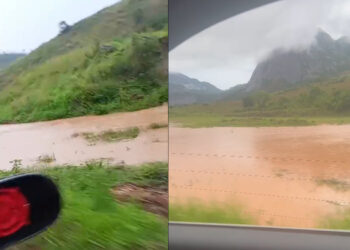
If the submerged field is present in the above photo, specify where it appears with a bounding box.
[7,162,168,250]
[169,125,350,230]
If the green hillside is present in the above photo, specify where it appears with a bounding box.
[0,53,25,70]
[0,0,168,123]
[170,73,350,127]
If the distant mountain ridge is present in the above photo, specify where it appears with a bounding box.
[169,72,222,105]
[0,53,25,70]
[170,29,350,105]
[245,29,350,92]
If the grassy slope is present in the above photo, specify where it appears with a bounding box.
[6,162,168,250]
[2,0,167,78]
[170,72,350,127]
[0,0,168,123]
[0,54,26,70]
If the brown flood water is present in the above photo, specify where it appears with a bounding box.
[0,105,168,170]
[169,125,350,229]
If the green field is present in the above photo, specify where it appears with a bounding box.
[170,107,350,127]
[170,202,253,225]
[6,162,168,250]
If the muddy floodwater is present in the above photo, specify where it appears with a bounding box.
[169,125,350,229]
[0,105,168,170]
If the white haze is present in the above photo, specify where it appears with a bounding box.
[0,0,120,53]
[170,0,350,90]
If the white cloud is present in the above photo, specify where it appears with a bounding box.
[170,0,350,90]
[0,0,120,53]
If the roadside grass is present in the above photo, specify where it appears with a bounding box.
[81,127,140,144]
[148,123,168,129]
[169,202,254,225]
[319,210,350,230]
[315,178,350,192]
[6,162,168,250]
[0,0,168,124]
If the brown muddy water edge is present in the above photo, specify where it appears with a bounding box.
[0,105,168,170]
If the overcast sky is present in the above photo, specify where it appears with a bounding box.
[170,0,350,90]
[0,0,120,53]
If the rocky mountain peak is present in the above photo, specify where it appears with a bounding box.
[245,29,350,92]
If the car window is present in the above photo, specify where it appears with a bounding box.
[169,0,350,231]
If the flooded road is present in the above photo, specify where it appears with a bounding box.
[0,105,168,170]
[169,125,350,228]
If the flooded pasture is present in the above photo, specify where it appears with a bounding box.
[169,125,350,228]
[0,105,168,170]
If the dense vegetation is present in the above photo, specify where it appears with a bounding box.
[240,76,350,115]
[0,0,168,123]
[5,162,168,250]
[170,73,350,127]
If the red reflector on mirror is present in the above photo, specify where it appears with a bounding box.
[0,188,30,237]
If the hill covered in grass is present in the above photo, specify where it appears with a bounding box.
[0,0,168,123]
[170,29,350,127]
[170,72,350,127]
[0,53,25,70]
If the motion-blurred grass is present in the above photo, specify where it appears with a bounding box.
[319,210,350,231]
[6,162,168,250]
[169,202,254,225]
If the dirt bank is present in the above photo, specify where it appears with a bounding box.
[169,125,350,228]
[0,105,168,170]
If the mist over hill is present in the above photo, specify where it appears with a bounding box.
[245,30,350,92]
[0,53,25,70]
[169,72,221,106]
[171,29,350,106]
[171,29,350,127]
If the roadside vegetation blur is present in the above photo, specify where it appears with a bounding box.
[7,162,168,250]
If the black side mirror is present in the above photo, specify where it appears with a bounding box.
[0,174,61,248]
